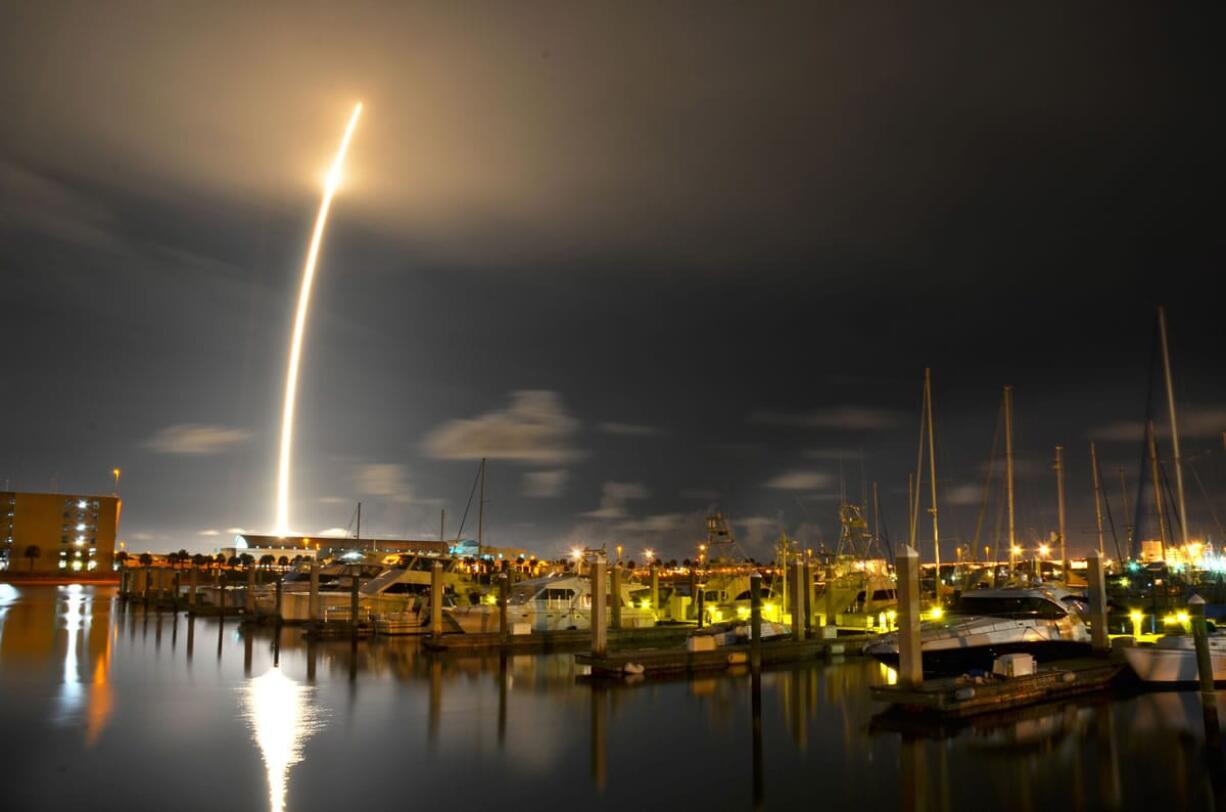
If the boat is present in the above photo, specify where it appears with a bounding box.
[450,573,655,633]
[1121,635,1226,683]
[864,586,1092,676]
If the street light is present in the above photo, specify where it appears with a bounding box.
[112,467,121,496]
[643,548,655,564]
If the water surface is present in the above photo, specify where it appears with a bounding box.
[0,585,1221,811]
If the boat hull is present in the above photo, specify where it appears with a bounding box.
[871,640,1093,676]
[1122,645,1226,683]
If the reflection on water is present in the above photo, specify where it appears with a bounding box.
[1,585,1226,811]
[240,667,326,812]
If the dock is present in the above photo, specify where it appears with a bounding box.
[422,624,695,653]
[577,634,871,676]
[869,657,1122,718]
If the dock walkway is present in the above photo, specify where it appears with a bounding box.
[578,635,871,676]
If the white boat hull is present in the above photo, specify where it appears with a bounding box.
[1123,644,1226,683]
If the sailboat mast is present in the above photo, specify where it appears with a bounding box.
[1147,420,1169,560]
[925,368,940,573]
[1157,306,1191,549]
[1004,386,1016,569]
[477,457,486,560]
[1090,442,1106,557]
[910,373,928,549]
[1055,445,1067,584]
[1118,467,1132,554]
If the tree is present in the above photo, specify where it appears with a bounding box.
[215,553,227,568]
[192,553,207,569]
[23,545,40,571]
[114,551,130,568]
[138,552,153,568]
[259,554,276,569]
[278,555,290,568]
[239,553,254,568]
[228,555,241,568]
[167,552,181,568]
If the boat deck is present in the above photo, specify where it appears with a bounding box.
[869,657,1122,717]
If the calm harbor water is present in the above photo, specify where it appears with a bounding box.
[0,584,1222,811]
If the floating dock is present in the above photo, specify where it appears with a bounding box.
[423,624,695,653]
[869,657,1122,718]
[577,635,871,676]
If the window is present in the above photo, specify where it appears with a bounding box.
[951,596,1066,620]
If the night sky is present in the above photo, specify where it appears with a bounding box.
[2,2,1224,561]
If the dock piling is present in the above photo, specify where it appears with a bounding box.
[750,571,763,670]
[610,564,622,630]
[591,557,608,657]
[650,563,660,621]
[498,573,509,641]
[245,565,256,615]
[896,544,923,687]
[1086,549,1109,653]
[1191,594,1220,734]
[188,566,198,610]
[274,573,283,623]
[791,559,804,642]
[803,558,813,637]
[349,569,360,638]
[309,557,320,623]
[430,561,444,638]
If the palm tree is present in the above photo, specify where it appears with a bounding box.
[167,552,181,569]
[192,553,207,569]
[259,554,276,569]
[138,552,153,568]
[277,555,290,568]
[23,545,40,571]
[114,551,130,568]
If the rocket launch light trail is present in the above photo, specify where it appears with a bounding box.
[275,102,363,534]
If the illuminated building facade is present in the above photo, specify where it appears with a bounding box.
[0,491,120,574]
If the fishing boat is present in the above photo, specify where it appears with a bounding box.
[865,586,1092,676]
[1121,635,1226,683]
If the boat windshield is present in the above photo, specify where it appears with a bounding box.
[948,595,1067,620]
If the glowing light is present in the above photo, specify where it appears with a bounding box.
[928,606,944,621]
[570,547,583,561]
[240,668,325,812]
[1177,611,1190,625]
[1010,545,1022,556]
[1129,610,1144,624]
[1038,544,1050,557]
[274,102,363,534]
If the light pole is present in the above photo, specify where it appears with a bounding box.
[1037,543,1050,582]
[112,467,121,497]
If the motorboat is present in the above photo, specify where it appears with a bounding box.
[450,573,655,633]
[1122,634,1226,683]
[823,572,898,630]
[864,586,1092,676]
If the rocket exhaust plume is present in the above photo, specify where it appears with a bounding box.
[275,103,363,534]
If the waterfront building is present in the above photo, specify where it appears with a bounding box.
[0,491,120,573]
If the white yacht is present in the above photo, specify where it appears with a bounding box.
[864,586,1091,675]
[451,573,655,633]
[1122,635,1226,683]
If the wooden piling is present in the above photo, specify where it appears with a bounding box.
[430,561,444,637]
[750,571,763,670]
[215,568,224,619]
[245,565,256,614]
[791,559,804,642]
[349,569,360,637]
[309,557,320,623]
[188,566,198,610]
[610,564,622,630]
[896,544,923,687]
[591,558,608,657]
[650,563,660,621]
[498,573,510,641]
[1086,549,1109,653]
[274,574,283,623]
[1191,594,1220,734]
[824,565,836,630]
[802,558,813,636]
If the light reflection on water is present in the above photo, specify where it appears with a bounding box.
[241,667,326,812]
[0,585,1225,811]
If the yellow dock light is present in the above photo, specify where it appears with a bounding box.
[1129,609,1144,638]
[1177,611,1190,625]
[928,606,944,621]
